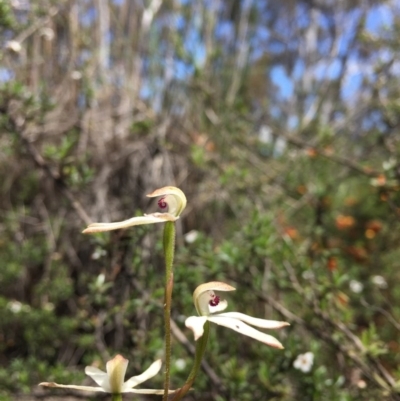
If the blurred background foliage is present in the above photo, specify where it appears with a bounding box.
[1,0,400,400]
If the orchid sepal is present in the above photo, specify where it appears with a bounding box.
[207,316,285,349]
[215,312,290,329]
[185,316,208,340]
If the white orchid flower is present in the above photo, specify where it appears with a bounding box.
[82,186,186,233]
[39,354,175,395]
[185,282,289,349]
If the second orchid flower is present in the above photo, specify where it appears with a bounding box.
[185,282,290,349]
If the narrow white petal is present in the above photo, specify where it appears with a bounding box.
[106,355,129,393]
[215,312,290,329]
[122,359,162,391]
[208,316,284,349]
[185,316,208,340]
[84,366,109,390]
[39,382,105,392]
[146,212,178,221]
[124,389,177,394]
[82,215,173,233]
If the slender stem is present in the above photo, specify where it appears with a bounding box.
[111,394,122,401]
[171,321,210,401]
[163,221,176,400]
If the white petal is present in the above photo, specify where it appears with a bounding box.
[207,316,284,349]
[122,359,162,392]
[124,389,177,394]
[39,382,105,392]
[185,316,208,340]
[216,312,290,329]
[106,355,129,393]
[82,214,174,233]
[293,358,302,369]
[84,366,109,390]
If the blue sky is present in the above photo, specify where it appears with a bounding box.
[270,3,395,102]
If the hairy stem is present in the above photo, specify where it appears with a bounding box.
[171,321,210,401]
[163,221,176,400]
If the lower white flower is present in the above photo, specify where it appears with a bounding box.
[174,358,187,371]
[39,354,175,394]
[7,300,22,313]
[372,275,388,289]
[184,230,199,244]
[185,282,290,349]
[349,280,363,294]
[293,352,314,373]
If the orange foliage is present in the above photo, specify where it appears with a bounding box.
[344,197,358,206]
[335,215,355,230]
[284,227,298,240]
[346,246,368,262]
[306,148,317,157]
[327,256,337,271]
[297,185,307,194]
[375,174,387,186]
[336,291,349,307]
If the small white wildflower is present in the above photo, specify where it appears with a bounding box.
[96,273,105,286]
[357,379,367,389]
[91,247,106,260]
[174,359,186,371]
[371,275,387,289]
[184,230,199,244]
[382,158,396,171]
[274,137,287,156]
[349,280,363,294]
[7,300,22,313]
[293,352,314,373]
[258,125,273,144]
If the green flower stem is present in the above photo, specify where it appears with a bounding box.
[171,321,210,401]
[163,221,176,401]
[111,394,122,401]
